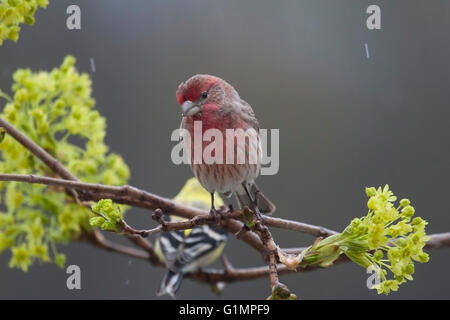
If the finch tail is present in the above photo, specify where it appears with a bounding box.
[236,183,276,215]
[156,270,184,299]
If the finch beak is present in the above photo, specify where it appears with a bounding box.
[181,100,201,117]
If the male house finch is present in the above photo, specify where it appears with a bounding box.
[176,74,275,216]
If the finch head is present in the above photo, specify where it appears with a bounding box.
[176,74,239,118]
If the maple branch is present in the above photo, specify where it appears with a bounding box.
[1,116,450,294]
[0,118,78,181]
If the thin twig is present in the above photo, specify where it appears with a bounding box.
[151,208,220,232]
[80,230,151,261]
[189,255,350,284]
[124,234,163,266]
[241,208,280,289]
[262,216,337,238]
[423,232,450,248]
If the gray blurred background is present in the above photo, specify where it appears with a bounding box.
[0,0,449,299]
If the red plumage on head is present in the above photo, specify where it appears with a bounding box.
[176,74,220,105]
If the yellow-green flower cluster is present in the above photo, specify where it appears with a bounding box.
[0,0,49,45]
[89,199,124,233]
[0,56,130,271]
[298,185,430,295]
[342,185,429,294]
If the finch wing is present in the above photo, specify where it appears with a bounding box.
[220,99,260,131]
[238,99,260,131]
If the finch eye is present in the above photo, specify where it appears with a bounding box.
[201,91,208,99]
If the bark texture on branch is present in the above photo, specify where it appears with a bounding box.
[1,117,449,290]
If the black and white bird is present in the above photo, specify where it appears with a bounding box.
[154,178,228,298]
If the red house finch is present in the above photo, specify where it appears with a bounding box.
[176,74,275,216]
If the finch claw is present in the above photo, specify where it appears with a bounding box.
[209,207,221,223]
[249,202,263,221]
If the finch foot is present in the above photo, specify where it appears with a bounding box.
[249,202,263,221]
[209,207,221,222]
[208,192,222,222]
[242,183,263,220]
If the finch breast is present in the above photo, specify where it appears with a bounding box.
[185,126,261,194]
[191,162,259,195]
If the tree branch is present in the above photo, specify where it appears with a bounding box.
[189,255,350,284]
[0,174,449,252]
[81,231,450,285]
[0,173,337,237]
[0,173,337,259]
[261,216,337,238]
[80,229,151,261]
[241,208,280,289]
[1,116,450,294]
[0,177,266,255]
[0,118,78,181]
